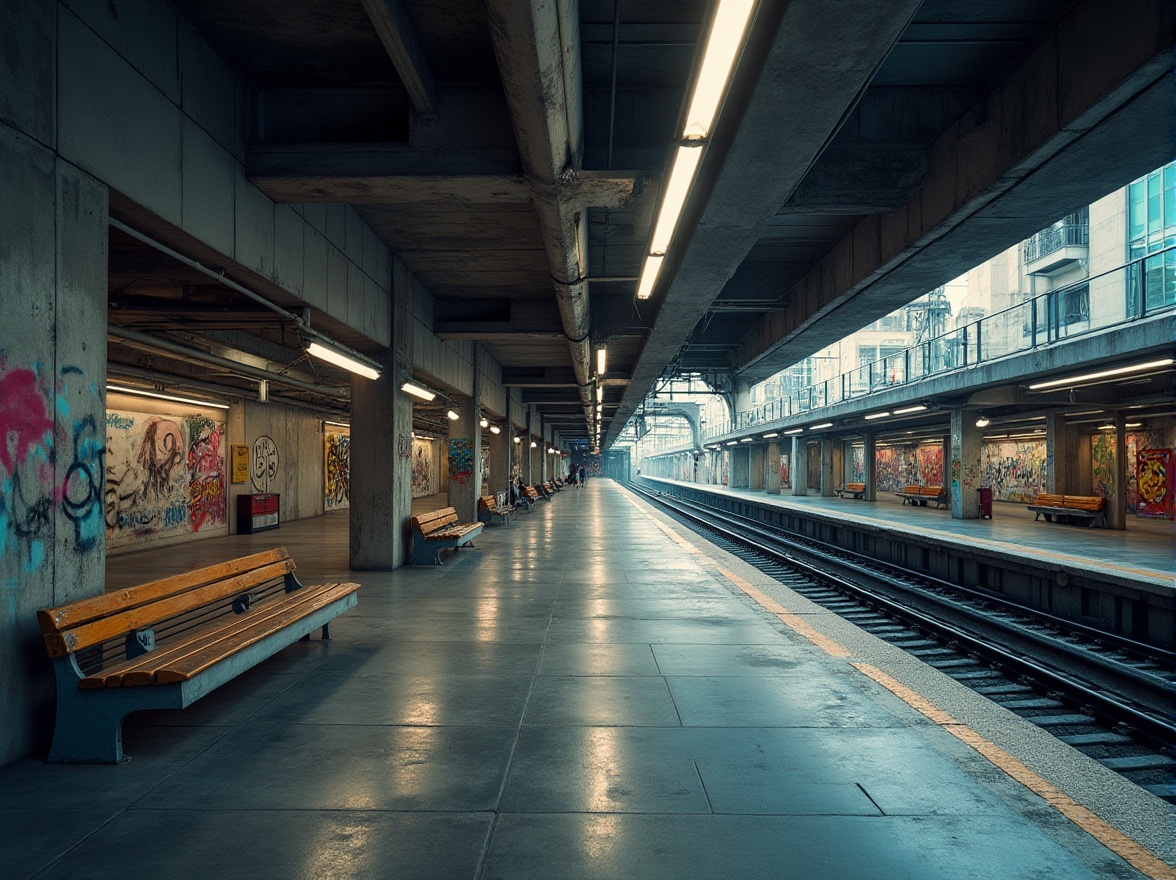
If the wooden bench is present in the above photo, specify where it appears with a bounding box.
[409,506,484,564]
[478,494,512,526]
[527,485,550,503]
[896,485,947,507]
[1027,493,1105,527]
[37,548,359,763]
[836,482,866,499]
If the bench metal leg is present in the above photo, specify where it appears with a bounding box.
[48,698,130,764]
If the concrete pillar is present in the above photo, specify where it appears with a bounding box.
[528,438,539,484]
[791,436,809,495]
[831,439,844,491]
[1108,412,1128,530]
[486,421,509,503]
[766,441,781,494]
[1046,415,1070,493]
[950,409,982,519]
[863,430,876,501]
[749,444,765,491]
[0,129,108,764]
[731,446,750,488]
[820,438,835,497]
[733,380,754,429]
[447,396,482,522]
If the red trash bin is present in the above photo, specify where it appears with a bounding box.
[977,487,993,519]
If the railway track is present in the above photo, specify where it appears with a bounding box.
[624,482,1176,803]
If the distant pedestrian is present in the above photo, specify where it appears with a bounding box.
[579,464,586,486]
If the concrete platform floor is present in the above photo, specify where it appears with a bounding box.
[5,481,1172,879]
[643,477,1175,589]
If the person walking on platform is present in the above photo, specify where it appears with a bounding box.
[578,464,587,487]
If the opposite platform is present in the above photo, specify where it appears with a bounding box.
[3,481,1171,879]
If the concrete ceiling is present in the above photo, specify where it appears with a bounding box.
[108,0,1174,447]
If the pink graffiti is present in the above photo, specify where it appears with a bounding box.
[0,369,54,475]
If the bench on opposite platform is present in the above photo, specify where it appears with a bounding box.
[896,485,947,508]
[37,548,359,763]
[1026,493,1105,527]
[410,507,484,564]
[836,482,866,499]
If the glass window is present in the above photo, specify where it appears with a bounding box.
[1128,179,1146,256]
[1165,164,1176,245]
[1147,172,1162,248]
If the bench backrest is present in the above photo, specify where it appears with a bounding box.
[1034,493,1064,507]
[478,495,496,510]
[846,482,865,491]
[920,486,942,496]
[524,486,539,498]
[903,484,920,495]
[1062,495,1104,511]
[38,548,294,658]
[413,507,459,535]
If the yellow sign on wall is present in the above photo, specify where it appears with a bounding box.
[231,444,249,483]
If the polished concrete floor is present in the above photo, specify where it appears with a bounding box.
[4,481,1161,879]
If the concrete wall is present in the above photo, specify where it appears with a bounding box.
[0,122,107,766]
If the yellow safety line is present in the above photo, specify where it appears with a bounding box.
[853,662,1176,880]
[628,484,1176,876]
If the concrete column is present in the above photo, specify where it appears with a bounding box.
[749,444,765,491]
[820,438,835,497]
[486,422,509,503]
[0,130,109,764]
[863,430,876,501]
[1046,415,1070,493]
[766,441,781,494]
[731,446,750,487]
[446,397,482,522]
[949,409,982,518]
[528,439,539,484]
[1108,412,1128,530]
[733,380,754,429]
[831,439,844,491]
[791,436,809,495]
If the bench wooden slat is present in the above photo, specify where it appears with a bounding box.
[151,583,360,685]
[81,581,351,689]
[37,548,290,636]
[43,561,295,658]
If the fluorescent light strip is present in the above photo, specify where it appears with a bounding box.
[740,437,754,442]
[596,385,604,403]
[597,346,607,375]
[107,384,230,410]
[864,411,891,420]
[810,422,833,430]
[893,405,927,415]
[682,0,757,138]
[324,420,350,428]
[446,410,460,420]
[636,254,664,300]
[648,145,704,254]
[401,381,436,401]
[761,432,778,438]
[1028,358,1173,390]
[306,341,380,380]
[783,428,803,435]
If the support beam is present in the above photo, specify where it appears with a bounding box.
[359,0,438,118]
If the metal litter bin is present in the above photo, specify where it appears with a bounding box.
[977,487,993,519]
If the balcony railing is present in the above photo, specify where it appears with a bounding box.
[696,249,1173,442]
[1023,209,1089,264]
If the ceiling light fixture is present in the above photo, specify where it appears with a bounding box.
[324,420,350,428]
[513,436,521,444]
[761,432,778,438]
[739,437,754,442]
[530,440,538,449]
[810,422,833,430]
[479,417,489,428]
[596,346,607,375]
[107,384,229,410]
[490,425,501,434]
[975,416,990,428]
[783,428,803,435]
[1027,358,1174,390]
[306,341,381,380]
[893,405,927,415]
[447,410,460,420]
[634,0,755,302]
[596,385,604,403]
[864,411,891,421]
[401,381,436,402]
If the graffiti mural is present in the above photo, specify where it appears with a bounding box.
[1,363,105,575]
[981,440,1046,503]
[1136,448,1174,519]
[874,448,904,492]
[448,437,474,485]
[324,431,351,510]
[780,453,790,488]
[105,409,226,547]
[251,435,279,492]
[411,439,434,497]
[917,444,943,485]
[849,447,865,483]
[1092,430,1166,513]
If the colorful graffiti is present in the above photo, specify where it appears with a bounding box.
[780,454,790,487]
[411,439,434,497]
[917,445,943,485]
[849,447,865,483]
[324,431,350,510]
[1092,430,1166,513]
[105,409,226,546]
[250,435,279,492]
[449,437,474,485]
[1,364,105,575]
[981,440,1046,502]
[1136,448,1174,519]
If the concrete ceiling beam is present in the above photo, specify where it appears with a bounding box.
[358,0,438,118]
[607,0,925,447]
[486,0,595,434]
[435,320,567,340]
[733,0,1176,383]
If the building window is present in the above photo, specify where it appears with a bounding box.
[1127,161,1176,311]
[1061,284,1089,326]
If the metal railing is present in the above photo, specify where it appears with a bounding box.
[1023,209,1089,264]
[702,250,1173,440]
